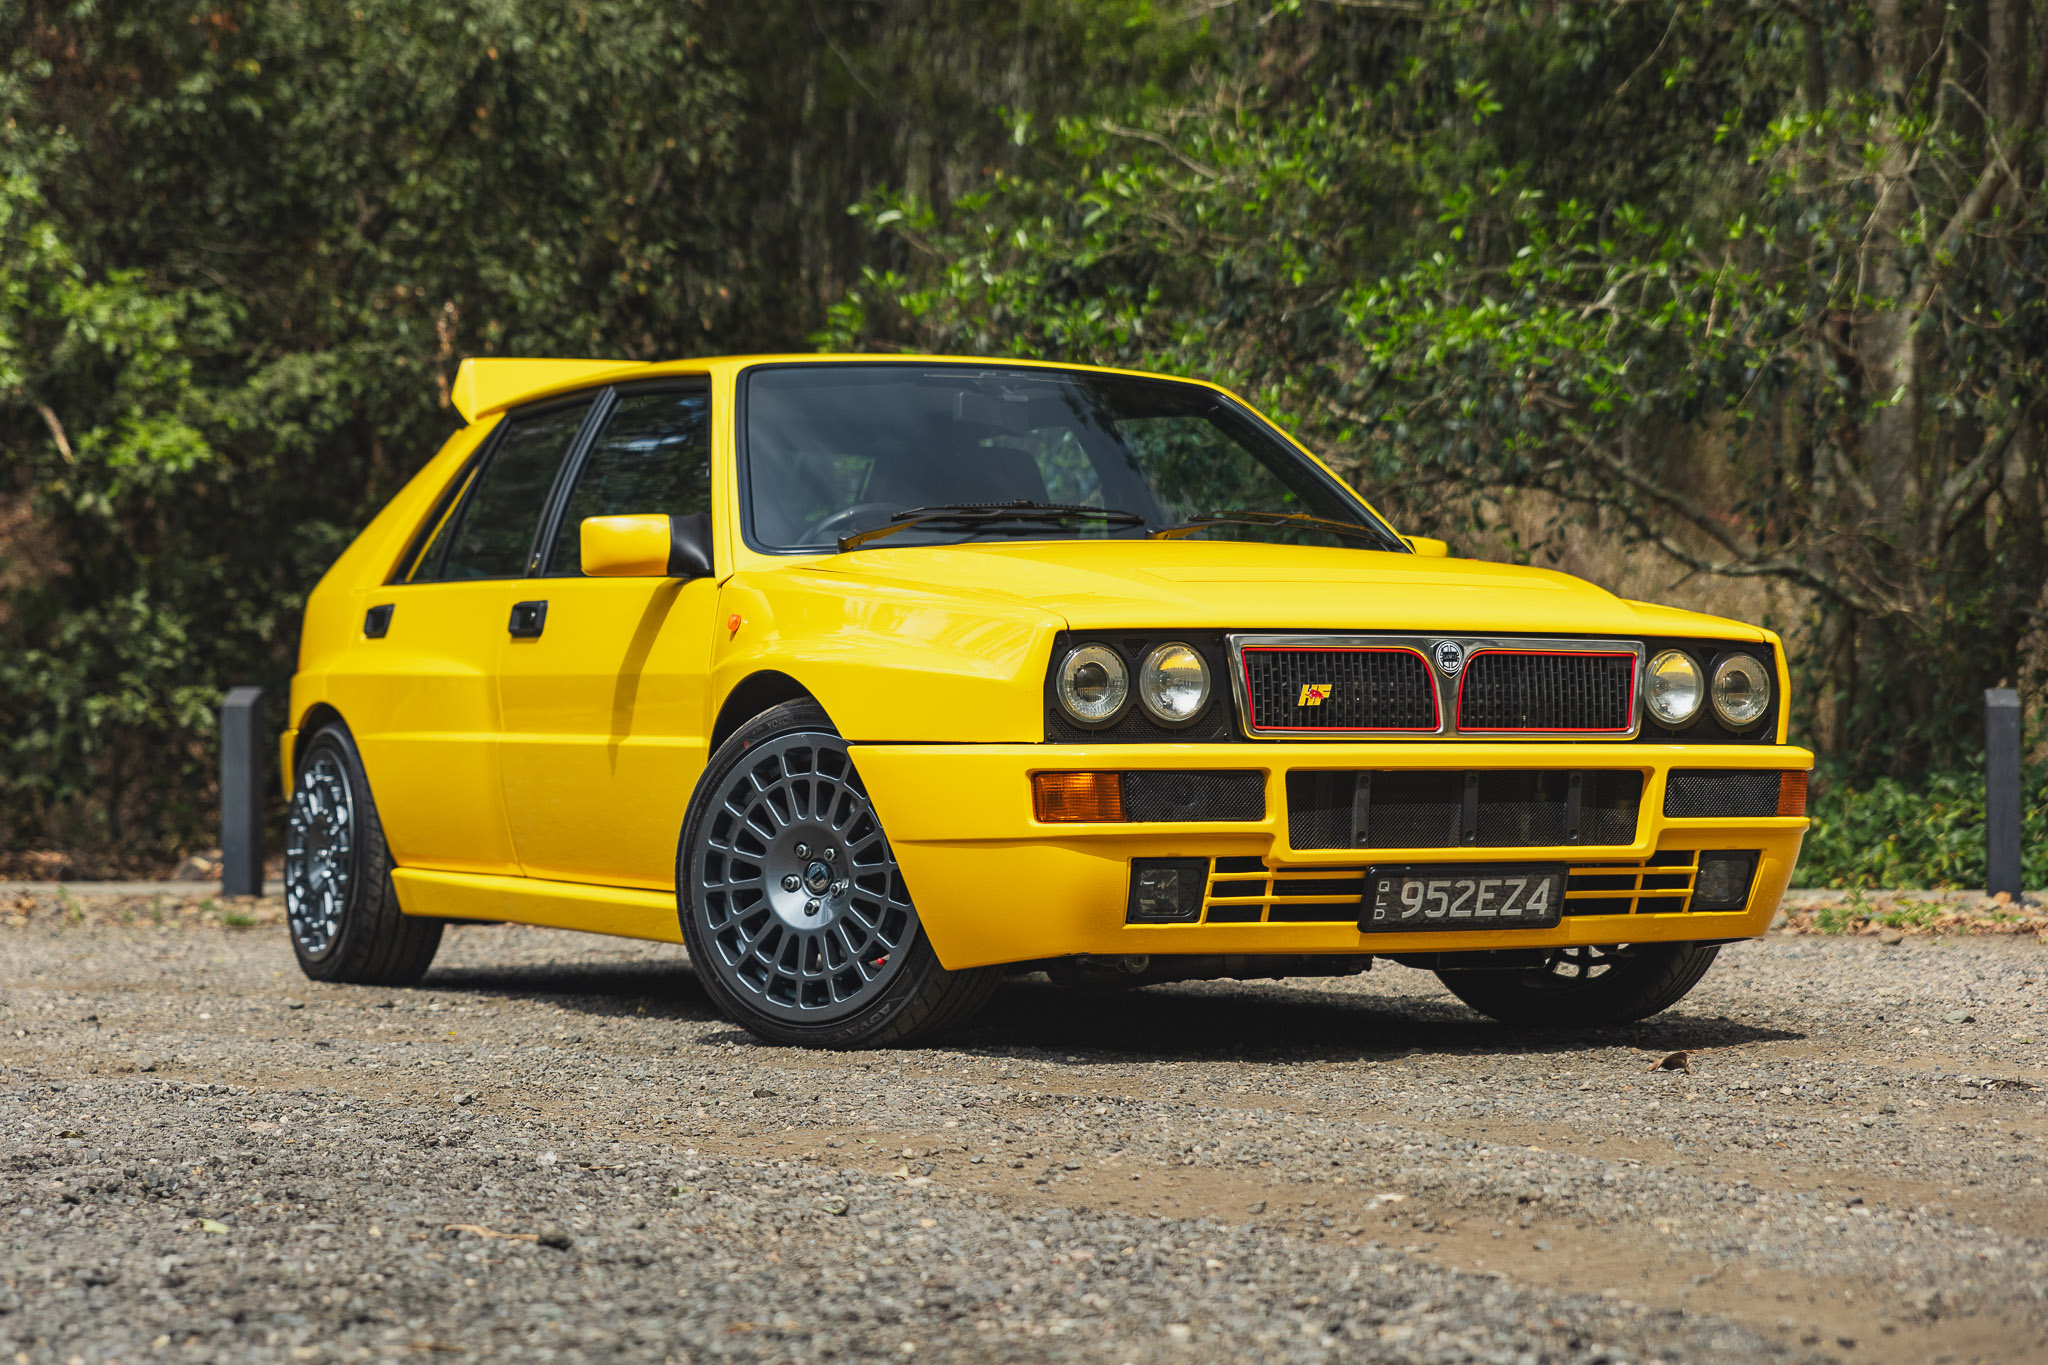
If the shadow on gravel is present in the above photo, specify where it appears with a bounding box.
[412,955,1801,1064]
[941,976,1804,1065]
[417,960,722,1023]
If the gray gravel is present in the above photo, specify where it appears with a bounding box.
[3,914,2045,1363]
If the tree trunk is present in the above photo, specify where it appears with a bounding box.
[1857,0,1927,561]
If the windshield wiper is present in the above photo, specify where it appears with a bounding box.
[1150,508,1400,549]
[837,501,1146,553]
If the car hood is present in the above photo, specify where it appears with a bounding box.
[799,539,1764,639]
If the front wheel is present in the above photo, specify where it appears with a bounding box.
[1434,942,1720,1027]
[676,701,1000,1048]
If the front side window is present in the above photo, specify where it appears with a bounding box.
[412,400,594,581]
[543,387,712,576]
[741,364,1401,552]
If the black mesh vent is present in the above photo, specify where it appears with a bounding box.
[1664,770,1781,818]
[1122,770,1265,822]
[1287,769,1643,850]
[1243,647,1437,732]
[1582,771,1644,844]
[1283,772,1353,850]
[1457,652,1634,732]
[1473,771,1570,847]
[1366,771,1465,848]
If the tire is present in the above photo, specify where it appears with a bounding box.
[1434,941,1721,1027]
[284,723,443,985]
[676,700,1000,1048]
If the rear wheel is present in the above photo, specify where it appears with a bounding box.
[677,700,1000,1048]
[284,723,443,985]
[1434,942,1720,1027]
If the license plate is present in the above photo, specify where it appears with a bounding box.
[1360,864,1567,932]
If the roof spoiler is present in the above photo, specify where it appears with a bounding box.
[449,357,651,422]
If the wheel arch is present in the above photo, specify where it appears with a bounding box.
[290,702,348,777]
[709,670,823,753]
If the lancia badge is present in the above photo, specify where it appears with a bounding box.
[1432,640,1465,677]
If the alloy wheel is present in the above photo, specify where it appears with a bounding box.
[689,731,917,1022]
[1532,943,1630,987]
[284,751,355,958]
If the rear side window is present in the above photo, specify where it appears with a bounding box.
[543,387,712,576]
[411,400,593,582]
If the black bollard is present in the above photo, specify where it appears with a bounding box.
[221,687,266,897]
[1984,688,2022,900]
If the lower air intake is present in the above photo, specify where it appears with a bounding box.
[1287,769,1644,850]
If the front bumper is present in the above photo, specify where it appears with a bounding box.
[848,742,1811,971]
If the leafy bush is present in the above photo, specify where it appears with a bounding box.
[1798,763,2048,891]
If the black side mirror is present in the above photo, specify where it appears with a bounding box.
[668,512,714,579]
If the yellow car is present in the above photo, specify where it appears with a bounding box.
[283,354,1811,1046]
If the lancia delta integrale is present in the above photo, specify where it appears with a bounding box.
[282,356,1810,1046]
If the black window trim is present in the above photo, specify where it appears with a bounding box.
[531,375,715,579]
[388,418,506,586]
[390,392,609,586]
[731,358,1407,557]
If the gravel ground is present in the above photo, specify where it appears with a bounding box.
[3,907,2045,1364]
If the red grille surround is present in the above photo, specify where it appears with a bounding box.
[1239,645,1441,734]
[1453,649,1638,734]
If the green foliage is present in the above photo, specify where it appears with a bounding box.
[0,0,1174,861]
[6,0,2048,864]
[1799,763,2048,892]
[833,1,2048,780]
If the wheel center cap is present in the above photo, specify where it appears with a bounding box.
[803,861,834,896]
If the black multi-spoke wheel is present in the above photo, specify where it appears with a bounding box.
[284,724,442,985]
[1434,941,1721,1027]
[677,701,1000,1047]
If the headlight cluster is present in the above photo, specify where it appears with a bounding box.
[1646,648,1772,731]
[1055,642,1212,728]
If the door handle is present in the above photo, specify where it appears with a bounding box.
[508,600,548,639]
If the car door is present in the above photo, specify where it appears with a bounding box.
[496,381,719,888]
[342,396,598,875]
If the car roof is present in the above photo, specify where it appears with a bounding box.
[448,353,1220,423]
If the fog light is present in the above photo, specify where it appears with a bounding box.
[1033,771,1124,822]
[1693,850,1759,910]
[1127,858,1208,923]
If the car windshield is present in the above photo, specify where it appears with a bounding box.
[741,363,1404,552]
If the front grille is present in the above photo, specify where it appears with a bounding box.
[1190,851,1705,924]
[1664,770,1782,818]
[1286,769,1644,851]
[1456,651,1635,732]
[1122,770,1266,822]
[1241,647,1437,733]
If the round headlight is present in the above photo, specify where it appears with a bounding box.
[1711,653,1772,730]
[1645,649,1704,727]
[1056,645,1129,726]
[1137,642,1211,725]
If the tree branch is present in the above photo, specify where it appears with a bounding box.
[33,403,73,464]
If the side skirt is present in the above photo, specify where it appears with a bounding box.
[390,867,681,944]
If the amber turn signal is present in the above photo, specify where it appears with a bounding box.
[1776,770,1808,817]
[1033,771,1125,822]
